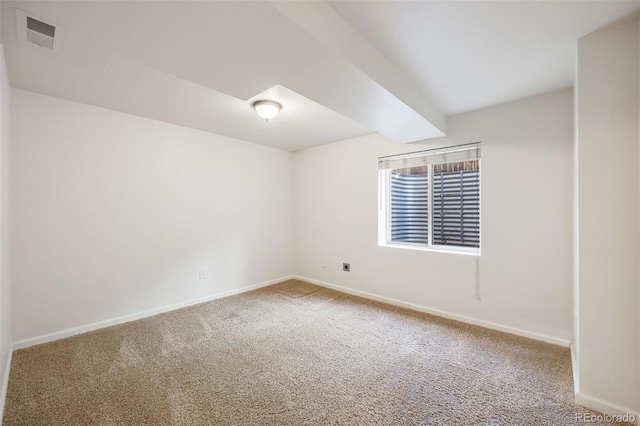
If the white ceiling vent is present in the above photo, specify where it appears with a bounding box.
[16,9,64,52]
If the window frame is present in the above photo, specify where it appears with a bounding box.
[378,161,481,256]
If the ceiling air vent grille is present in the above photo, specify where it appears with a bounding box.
[27,17,56,49]
[16,9,64,52]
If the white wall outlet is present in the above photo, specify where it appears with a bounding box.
[321,257,327,268]
[198,269,206,280]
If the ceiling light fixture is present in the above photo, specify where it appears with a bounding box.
[252,100,282,121]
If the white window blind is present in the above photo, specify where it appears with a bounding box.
[378,144,481,171]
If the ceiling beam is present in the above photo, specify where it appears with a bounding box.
[270,0,447,142]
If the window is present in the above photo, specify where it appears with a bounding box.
[379,143,481,254]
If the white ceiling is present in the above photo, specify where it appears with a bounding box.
[2,1,639,151]
[329,0,640,115]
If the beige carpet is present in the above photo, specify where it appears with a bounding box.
[3,279,629,425]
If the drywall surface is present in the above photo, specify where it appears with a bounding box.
[575,21,639,414]
[0,43,11,409]
[11,89,293,342]
[294,88,573,344]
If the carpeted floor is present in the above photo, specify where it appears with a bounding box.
[3,279,630,425]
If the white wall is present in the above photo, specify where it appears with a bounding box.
[294,88,573,345]
[0,43,11,412]
[11,89,293,344]
[572,48,581,392]
[575,21,639,416]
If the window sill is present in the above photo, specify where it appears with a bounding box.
[379,242,481,256]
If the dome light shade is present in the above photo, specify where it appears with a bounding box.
[252,100,282,121]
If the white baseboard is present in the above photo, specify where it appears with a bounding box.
[575,392,639,425]
[0,345,13,425]
[13,275,294,350]
[295,275,571,348]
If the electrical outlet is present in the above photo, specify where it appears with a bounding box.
[343,263,350,272]
[321,257,327,268]
[198,269,206,280]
